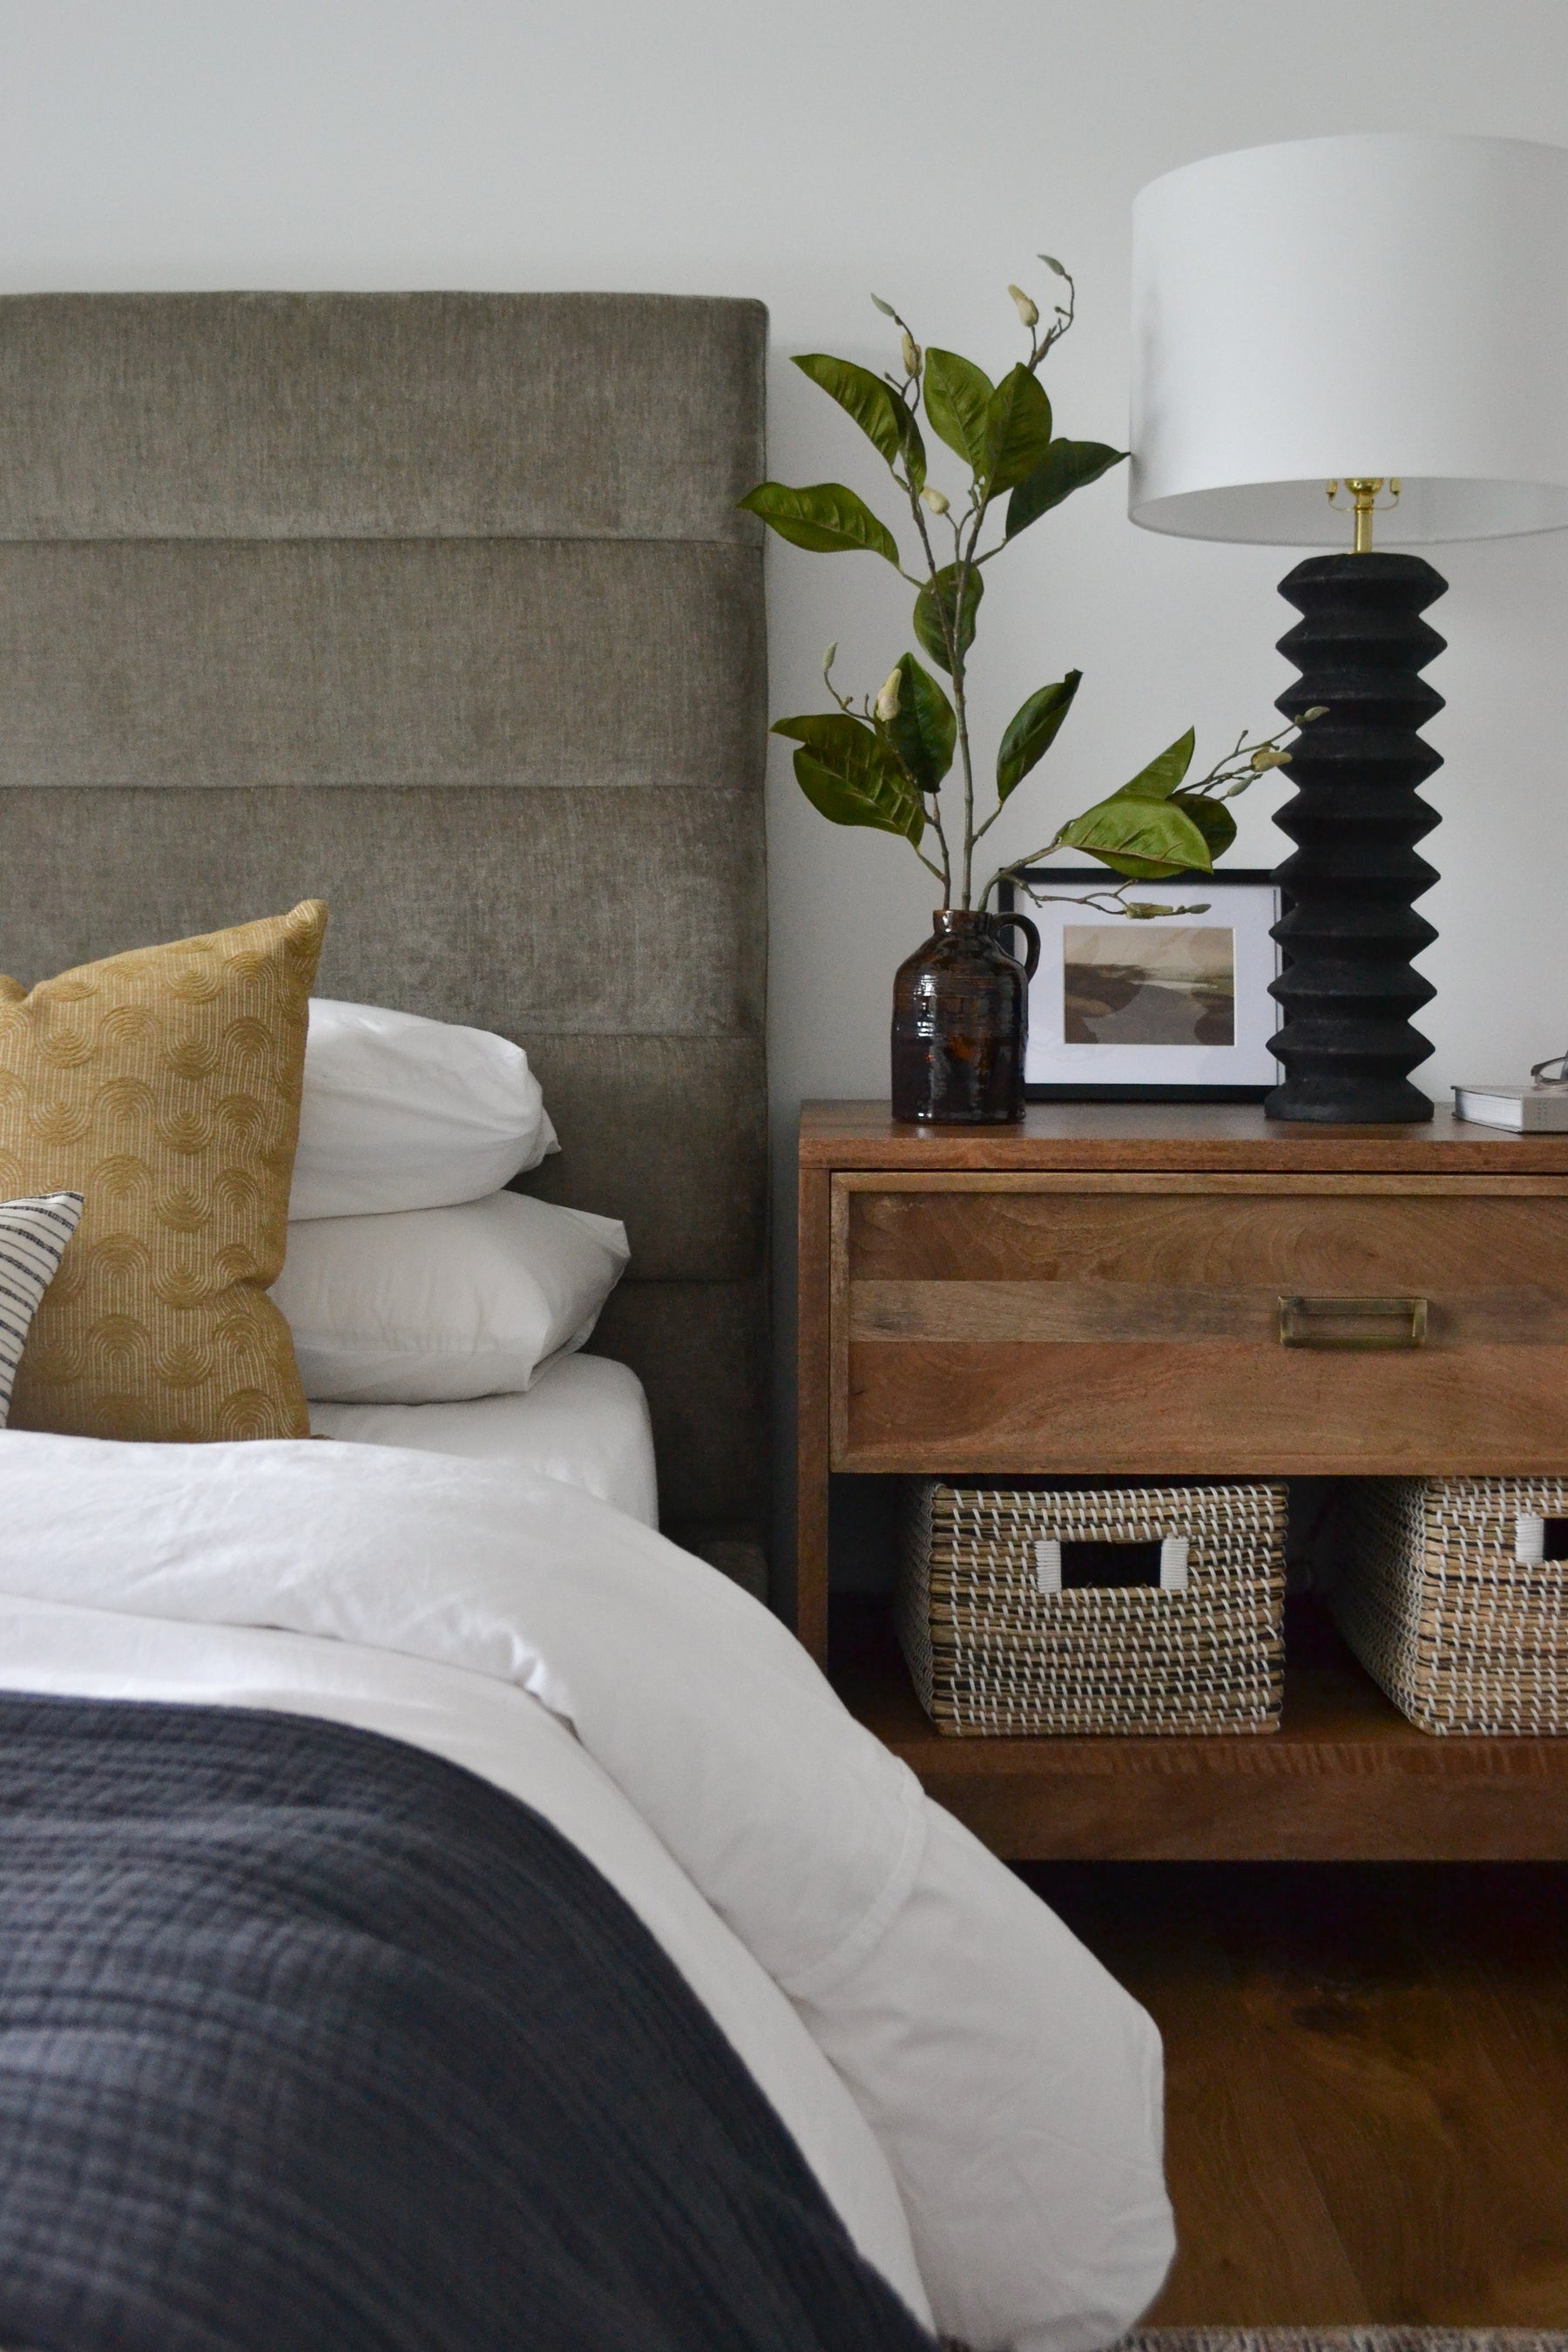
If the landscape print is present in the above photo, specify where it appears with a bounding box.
[1062,924,1236,1046]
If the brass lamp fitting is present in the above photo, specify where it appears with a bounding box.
[1326,476,1402,553]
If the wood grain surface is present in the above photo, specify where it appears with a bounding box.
[842,1178,1568,1280]
[794,1102,1568,1728]
[801,1098,1568,1172]
[1032,1860,1568,2324]
[833,1181,1568,1475]
[832,1600,1568,1861]
[849,1281,1568,1346]
[794,1163,833,1659]
[835,1340,1568,1477]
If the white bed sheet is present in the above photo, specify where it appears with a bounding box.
[308,1351,659,1528]
[0,1434,1174,2351]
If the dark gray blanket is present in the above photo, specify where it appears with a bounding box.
[0,1693,933,2352]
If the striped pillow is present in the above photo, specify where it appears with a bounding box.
[1,1193,84,1429]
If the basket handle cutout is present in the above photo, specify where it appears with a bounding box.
[1033,1536,1187,1594]
[1515,1513,1568,1565]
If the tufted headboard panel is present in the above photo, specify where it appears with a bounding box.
[0,292,769,1565]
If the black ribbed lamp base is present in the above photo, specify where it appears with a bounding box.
[1265,551,1446,1125]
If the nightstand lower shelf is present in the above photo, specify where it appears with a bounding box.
[830,1598,1568,1862]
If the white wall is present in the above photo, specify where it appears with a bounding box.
[7,0,1568,1568]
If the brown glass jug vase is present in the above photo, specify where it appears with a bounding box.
[890,908,1041,1125]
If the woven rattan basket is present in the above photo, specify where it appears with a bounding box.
[1335,1477,1568,1734]
[896,1479,1287,1736]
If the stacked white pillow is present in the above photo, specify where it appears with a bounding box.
[288,998,559,1220]
[274,1002,629,1403]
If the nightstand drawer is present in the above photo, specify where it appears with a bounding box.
[831,1173,1568,1476]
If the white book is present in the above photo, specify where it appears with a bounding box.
[1453,1083,1568,1132]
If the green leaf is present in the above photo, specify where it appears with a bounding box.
[737,480,901,564]
[1039,253,1068,277]
[870,293,897,318]
[791,355,902,465]
[791,355,926,490]
[996,669,1082,801]
[1005,439,1128,539]
[982,364,1054,492]
[771,712,924,845]
[1054,789,1213,879]
[922,348,995,473]
[912,562,983,673]
[1171,791,1237,862]
[1119,727,1196,800]
[885,653,956,793]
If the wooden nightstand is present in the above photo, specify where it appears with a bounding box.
[797,1100,1568,1862]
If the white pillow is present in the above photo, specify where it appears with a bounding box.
[273,1191,629,1403]
[289,1000,558,1220]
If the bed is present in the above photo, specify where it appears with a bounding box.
[0,288,767,1579]
[308,1355,661,1527]
[0,293,1173,2352]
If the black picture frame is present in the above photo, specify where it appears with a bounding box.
[998,867,1284,1103]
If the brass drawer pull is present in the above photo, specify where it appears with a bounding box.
[1279,1294,1429,1349]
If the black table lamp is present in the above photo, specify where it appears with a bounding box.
[1130,132,1568,1123]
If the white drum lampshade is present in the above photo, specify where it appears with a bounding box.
[1128,132,1568,1126]
[1130,132,1568,546]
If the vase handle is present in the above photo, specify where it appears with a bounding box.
[995,910,1041,980]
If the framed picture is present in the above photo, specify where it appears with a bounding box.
[999,867,1283,1101]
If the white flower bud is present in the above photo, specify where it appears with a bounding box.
[921,486,950,515]
[1301,705,1328,722]
[1008,283,1039,329]
[874,666,902,723]
[901,329,922,377]
[1251,747,1291,771]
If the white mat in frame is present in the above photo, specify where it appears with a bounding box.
[1004,866,1282,1100]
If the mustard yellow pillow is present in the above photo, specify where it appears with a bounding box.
[0,901,326,1442]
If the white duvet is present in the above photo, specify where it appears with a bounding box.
[0,1434,1173,2351]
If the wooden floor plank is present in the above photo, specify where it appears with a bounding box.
[1026,1862,1568,2328]
[1212,1866,1568,2325]
[1029,1865,1370,2326]
[1396,1867,1568,2325]
[1208,1866,1509,2320]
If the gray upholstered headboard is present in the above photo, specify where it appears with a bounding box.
[0,292,769,1571]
